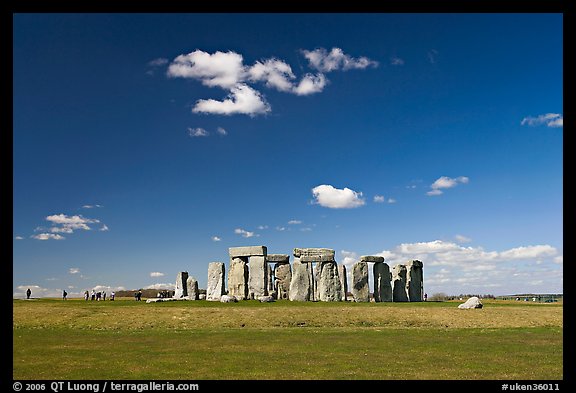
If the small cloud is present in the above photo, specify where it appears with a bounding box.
[32,233,65,240]
[300,227,312,232]
[234,228,257,238]
[275,226,286,231]
[148,58,169,67]
[257,225,268,230]
[145,283,176,290]
[69,268,80,275]
[193,83,271,117]
[427,176,469,196]
[288,220,302,225]
[14,236,24,240]
[188,127,209,137]
[99,224,109,232]
[216,127,227,136]
[455,234,472,243]
[390,57,404,66]
[150,272,165,277]
[312,184,365,209]
[211,236,222,242]
[302,48,379,72]
[521,113,563,128]
[82,204,102,209]
[373,195,385,203]
[554,255,563,264]
[292,73,327,95]
[387,198,396,204]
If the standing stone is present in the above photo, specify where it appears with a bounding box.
[338,264,348,301]
[373,262,392,302]
[248,255,268,299]
[274,262,292,300]
[174,271,189,298]
[392,264,409,302]
[317,261,343,302]
[289,258,312,301]
[313,263,321,301]
[186,276,199,300]
[352,262,369,302]
[228,257,249,300]
[406,260,424,302]
[266,263,274,292]
[206,262,225,301]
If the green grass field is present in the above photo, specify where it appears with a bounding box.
[13,298,563,380]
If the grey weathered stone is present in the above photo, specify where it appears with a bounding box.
[199,294,206,300]
[266,263,274,292]
[266,254,290,263]
[338,264,348,301]
[317,261,343,302]
[258,295,275,303]
[406,260,424,302]
[293,248,335,259]
[229,246,267,258]
[392,264,409,302]
[248,255,268,299]
[458,296,483,309]
[174,271,189,298]
[352,262,370,302]
[360,255,385,263]
[220,294,238,303]
[228,257,248,300]
[186,276,199,300]
[373,262,392,302]
[289,258,312,301]
[206,262,225,301]
[274,262,292,300]
[301,255,335,263]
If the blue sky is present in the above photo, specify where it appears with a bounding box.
[13,13,563,298]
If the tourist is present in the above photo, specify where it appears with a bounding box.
[424,293,428,301]
[26,288,31,299]
[110,291,115,301]
[102,291,106,301]
[84,290,89,301]
[91,290,96,301]
[96,291,101,301]
[137,290,142,301]
[62,290,67,300]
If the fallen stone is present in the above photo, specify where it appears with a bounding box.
[258,295,275,302]
[220,295,238,303]
[458,297,483,309]
[199,294,206,300]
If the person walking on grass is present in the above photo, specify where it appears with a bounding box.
[26,288,31,299]
[63,290,68,300]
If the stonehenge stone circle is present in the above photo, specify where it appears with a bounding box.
[206,262,225,301]
[372,260,392,302]
[352,261,370,302]
[406,260,424,302]
[174,271,189,298]
[392,264,409,302]
[229,246,268,300]
[338,264,348,301]
[228,257,249,300]
[186,276,199,300]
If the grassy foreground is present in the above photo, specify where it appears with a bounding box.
[13,298,563,380]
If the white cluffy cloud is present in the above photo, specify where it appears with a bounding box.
[374,195,396,204]
[167,48,377,116]
[188,127,209,137]
[32,213,108,240]
[69,268,80,275]
[521,113,563,128]
[312,184,365,209]
[211,236,222,242]
[288,220,302,225]
[235,228,257,238]
[427,176,469,196]
[150,272,165,277]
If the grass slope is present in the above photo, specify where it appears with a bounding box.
[13,299,563,380]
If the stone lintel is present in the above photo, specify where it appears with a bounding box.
[300,255,335,263]
[266,254,290,263]
[229,246,267,258]
[360,255,385,263]
[293,248,335,259]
